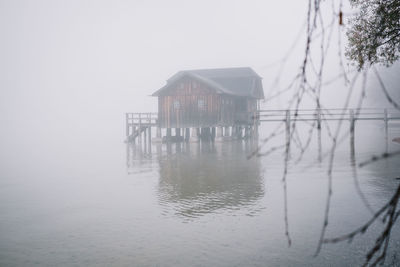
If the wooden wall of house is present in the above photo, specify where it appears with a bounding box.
[157,77,256,128]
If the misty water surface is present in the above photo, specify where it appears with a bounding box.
[1,121,400,266]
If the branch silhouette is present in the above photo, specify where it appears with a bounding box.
[252,0,400,265]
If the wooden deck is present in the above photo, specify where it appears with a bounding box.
[125,109,400,143]
[125,113,157,143]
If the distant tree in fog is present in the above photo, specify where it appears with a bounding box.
[346,0,400,70]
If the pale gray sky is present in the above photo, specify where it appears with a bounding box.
[0,0,306,114]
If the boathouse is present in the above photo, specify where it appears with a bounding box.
[125,67,264,143]
[152,67,264,141]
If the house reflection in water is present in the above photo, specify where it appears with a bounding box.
[127,141,265,220]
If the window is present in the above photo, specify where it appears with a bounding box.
[192,81,197,89]
[173,100,180,109]
[198,99,205,109]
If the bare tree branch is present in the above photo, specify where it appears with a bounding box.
[359,150,400,167]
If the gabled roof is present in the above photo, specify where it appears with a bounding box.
[152,67,264,99]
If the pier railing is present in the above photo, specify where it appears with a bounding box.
[126,109,400,128]
[255,108,400,152]
[256,108,400,123]
[125,112,158,127]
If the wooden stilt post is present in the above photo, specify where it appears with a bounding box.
[148,126,152,144]
[153,127,161,143]
[156,141,162,156]
[176,133,182,151]
[185,128,190,142]
[217,126,223,137]
[166,128,171,142]
[384,108,388,152]
[190,127,199,142]
[254,124,258,139]
[146,113,151,144]
[138,113,142,144]
[349,109,355,154]
[166,141,172,154]
[202,127,207,141]
[143,125,147,144]
[129,126,135,144]
[232,126,237,139]
[143,131,147,154]
[315,109,321,162]
[147,127,152,153]
[245,126,250,139]
[216,126,223,142]
[252,111,256,138]
[237,126,242,139]
[318,125,322,163]
[224,126,230,137]
[126,142,131,169]
[125,113,130,141]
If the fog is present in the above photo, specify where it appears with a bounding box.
[0,1,299,148]
[1,1,400,266]
[1,0,398,145]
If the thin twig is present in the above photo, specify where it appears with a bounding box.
[359,150,400,167]
[373,66,400,111]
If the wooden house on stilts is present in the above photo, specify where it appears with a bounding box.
[126,67,264,143]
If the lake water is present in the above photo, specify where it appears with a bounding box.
[1,121,400,266]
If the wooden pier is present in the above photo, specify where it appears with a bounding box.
[257,108,399,140]
[125,108,400,148]
[125,113,158,143]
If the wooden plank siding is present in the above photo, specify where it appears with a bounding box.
[157,77,256,128]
